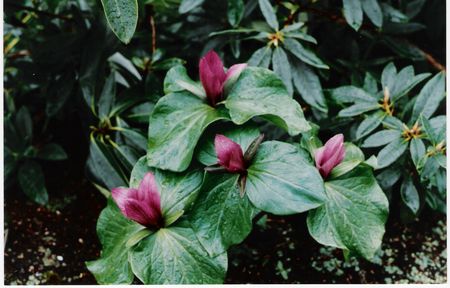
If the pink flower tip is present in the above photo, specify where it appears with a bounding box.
[199,50,246,106]
[111,172,163,229]
[214,134,246,174]
[314,134,346,179]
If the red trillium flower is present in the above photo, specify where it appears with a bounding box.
[199,50,247,106]
[214,134,247,174]
[315,134,346,179]
[111,172,163,229]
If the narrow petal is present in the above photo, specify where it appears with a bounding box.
[315,134,346,178]
[224,63,247,83]
[199,50,226,106]
[320,134,344,163]
[214,134,246,173]
[111,172,163,229]
[314,146,326,169]
[111,187,139,215]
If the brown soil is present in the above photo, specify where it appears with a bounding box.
[3,181,447,284]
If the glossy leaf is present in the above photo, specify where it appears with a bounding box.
[246,141,326,215]
[331,86,378,103]
[338,102,379,117]
[258,0,279,31]
[291,60,328,113]
[163,65,205,98]
[361,0,382,27]
[411,72,445,121]
[307,164,389,260]
[129,222,227,284]
[356,111,385,139]
[37,143,68,161]
[377,137,408,169]
[361,130,402,148]
[98,74,116,118]
[179,0,204,14]
[283,38,329,69]
[390,66,430,101]
[100,0,138,44]
[272,47,293,96]
[189,173,255,256]
[228,0,245,27]
[86,138,129,190]
[225,67,310,135]
[86,198,143,284]
[410,138,426,169]
[18,160,49,205]
[343,0,363,31]
[196,124,260,166]
[381,62,397,91]
[130,157,203,221]
[147,92,228,172]
[248,46,273,68]
[329,143,365,179]
[401,175,420,214]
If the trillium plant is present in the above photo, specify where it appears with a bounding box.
[87,50,390,284]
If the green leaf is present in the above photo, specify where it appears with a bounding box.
[15,106,33,144]
[381,62,397,91]
[382,115,404,130]
[376,165,402,192]
[410,138,426,169]
[46,71,76,117]
[179,0,204,13]
[400,175,420,214]
[356,111,385,139]
[37,143,68,161]
[338,102,379,117]
[405,0,426,18]
[109,52,142,80]
[299,122,322,159]
[248,46,273,68]
[377,137,408,169]
[361,130,402,148]
[283,38,329,69]
[228,0,245,27]
[272,47,293,95]
[100,0,138,44]
[18,160,48,205]
[130,156,203,221]
[343,0,363,31]
[189,173,254,256]
[329,143,365,179]
[291,60,328,113]
[86,138,129,190]
[246,141,326,215]
[225,67,310,136]
[129,222,227,284]
[258,0,279,31]
[147,92,228,172]
[361,0,383,27]
[421,115,446,145]
[163,65,205,98]
[196,124,260,166]
[331,86,378,103]
[86,198,143,284]
[411,72,445,121]
[390,66,430,101]
[363,73,378,94]
[98,74,116,118]
[284,31,317,44]
[307,164,389,260]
